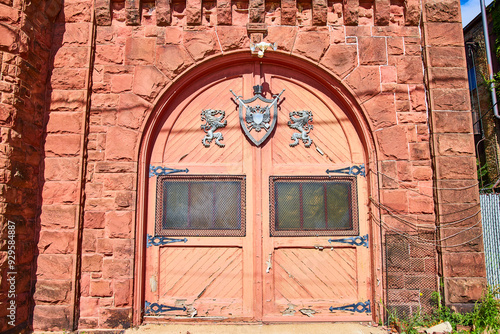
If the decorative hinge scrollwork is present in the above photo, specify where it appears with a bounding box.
[328,234,369,248]
[149,165,189,178]
[147,234,187,248]
[144,301,186,315]
[326,164,365,177]
[329,300,371,313]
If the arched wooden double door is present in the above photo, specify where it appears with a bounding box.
[144,60,371,322]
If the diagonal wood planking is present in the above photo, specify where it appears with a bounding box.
[274,248,357,302]
[158,247,243,316]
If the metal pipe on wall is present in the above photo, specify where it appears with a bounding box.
[481,0,500,118]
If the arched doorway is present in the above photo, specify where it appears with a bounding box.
[137,54,377,323]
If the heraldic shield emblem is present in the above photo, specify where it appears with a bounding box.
[231,85,284,146]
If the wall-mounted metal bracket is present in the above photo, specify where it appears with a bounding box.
[149,165,189,178]
[328,234,369,248]
[329,300,371,313]
[144,301,186,315]
[147,234,187,248]
[326,164,365,177]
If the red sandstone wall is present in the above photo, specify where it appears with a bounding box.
[422,0,486,310]
[0,0,479,331]
[0,0,62,331]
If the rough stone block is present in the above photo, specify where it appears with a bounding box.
[216,26,249,51]
[374,0,390,25]
[409,142,430,160]
[436,133,474,156]
[40,205,77,229]
[408,193,433,214]
[36,254,73,280]
[114,279,132,306]
[343,0,359,25]
[405,0,420,26]
[186,0,202,25]
[45,134,81,157]
[344,66,381,102]
[281,0,296,25]
[46,112,83,134]
[125,38,155,64]
[80,297,99,318]
[362,93,397,129]
[111,74,133,93]
[33,280,71,304]
[433,111,473,133]
[105,211,133,238]
[183,29,218,61]
[82,254,103,272]
[312,0,327,26]
[425,23,464,47]
[104,127,138,161]
[90,280,113,297]
[427,46,465,67]
[441,227,483,252]
[156,0,172,26]
[443,252,486,278]
[425,0,459,23]
[319,44,357,79]
[0,24,18,53]
[217,0,231,25]
[156,45,195,80]
[435,156,476,180]
[381,189,409,212]
[113,239,133,259]
[429,67,468,90]
[359,37,387,65]
[95,44,124,65]
[99,307,132,329]
[32,305,71,331]
[41,181,78,204]
[95,0,112,25]
[376,126,409,159]
[102,258,132,278]
[431,89,470,111]
[125,0,140,25]
[49,90,86,111]
[292,31,329,62]
[447,277,487,303]
[38,231,75,254]
[396,56,423,84]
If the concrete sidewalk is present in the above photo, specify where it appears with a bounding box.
[125,323,389,334]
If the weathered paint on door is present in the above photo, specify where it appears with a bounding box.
[144,61,371,322]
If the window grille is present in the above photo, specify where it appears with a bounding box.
[270,176,358,237]
[155,175,246,237]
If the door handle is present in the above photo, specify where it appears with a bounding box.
[266,253,272,273]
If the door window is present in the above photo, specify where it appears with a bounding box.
[270,176,358,236]
[155,175,246,237]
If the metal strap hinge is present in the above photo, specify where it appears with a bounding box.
[326,164,365,177]
[149,165,189,178]
[329,300,371,313]
[144,301,186,315]
[147,234,187,248]
[328,234,369,248]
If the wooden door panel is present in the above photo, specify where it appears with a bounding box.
[162,76,244,165]
[272,248,358,312]
[145,61,372,323]
[266,73,364,167]
[157,246,244,317]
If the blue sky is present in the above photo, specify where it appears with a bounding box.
[461,0,495,27]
